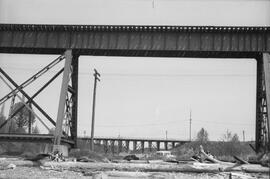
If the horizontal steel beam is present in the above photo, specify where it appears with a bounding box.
[0,24,269,57]
[0,133,74,145]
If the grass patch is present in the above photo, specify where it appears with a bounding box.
[172,141,255,162]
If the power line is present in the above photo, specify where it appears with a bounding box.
[95,119,254,128]
[1,66,256,78]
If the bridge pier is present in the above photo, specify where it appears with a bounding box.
[165,141,168,150]
[111,140,115,154]
[148,141,152,152]
[125,140,130,152]
[172,142,175,148]
[103,140,108,153]
[133,141,137,152]
[118,140,122,153]
[141,141,144,153]
[54,50,73,149]
[157,141,160,151]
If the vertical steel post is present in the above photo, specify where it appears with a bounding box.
[71,55,79,148]
[54,50,73,146]
[28,103,32,134]
[90,69,100,151]
[256,56,263,151]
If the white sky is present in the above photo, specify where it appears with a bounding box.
[0,0,269,141]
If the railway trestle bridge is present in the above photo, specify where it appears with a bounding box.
[0,133,187,153]
[0,24,269,153]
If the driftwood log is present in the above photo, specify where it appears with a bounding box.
[0,158,269,173]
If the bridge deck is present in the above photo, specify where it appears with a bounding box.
[0,24,269,58]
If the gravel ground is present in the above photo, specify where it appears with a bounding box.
[0,166,269,179]
[0,166,88,179]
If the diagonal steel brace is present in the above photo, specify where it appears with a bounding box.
[0,68,55,126]
[0,55,64,105]
[0,68,64,130]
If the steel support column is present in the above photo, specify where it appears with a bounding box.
[70,55,79,147]
[54,50,73,146]
[262,53,270,150]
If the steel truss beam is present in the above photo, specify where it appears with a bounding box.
[0,24,269,56]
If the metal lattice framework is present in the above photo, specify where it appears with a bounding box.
[0,24,269,152]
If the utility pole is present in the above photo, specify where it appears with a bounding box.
[90,69,100,151]
[165,130,168,140]
[243,130,245,142]
[189,110,192,141]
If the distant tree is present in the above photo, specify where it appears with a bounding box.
[196,128,209,142]
[0,114,6,133]
[6,119,17,133]
[10,102,35,129]
[231,133,240,142]
[15,127,26,134]
[222,130,239,142]
[32,125,40,134]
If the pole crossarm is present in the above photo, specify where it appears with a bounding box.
[0,55,64,105]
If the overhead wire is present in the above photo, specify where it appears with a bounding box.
[0,66,255,78]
